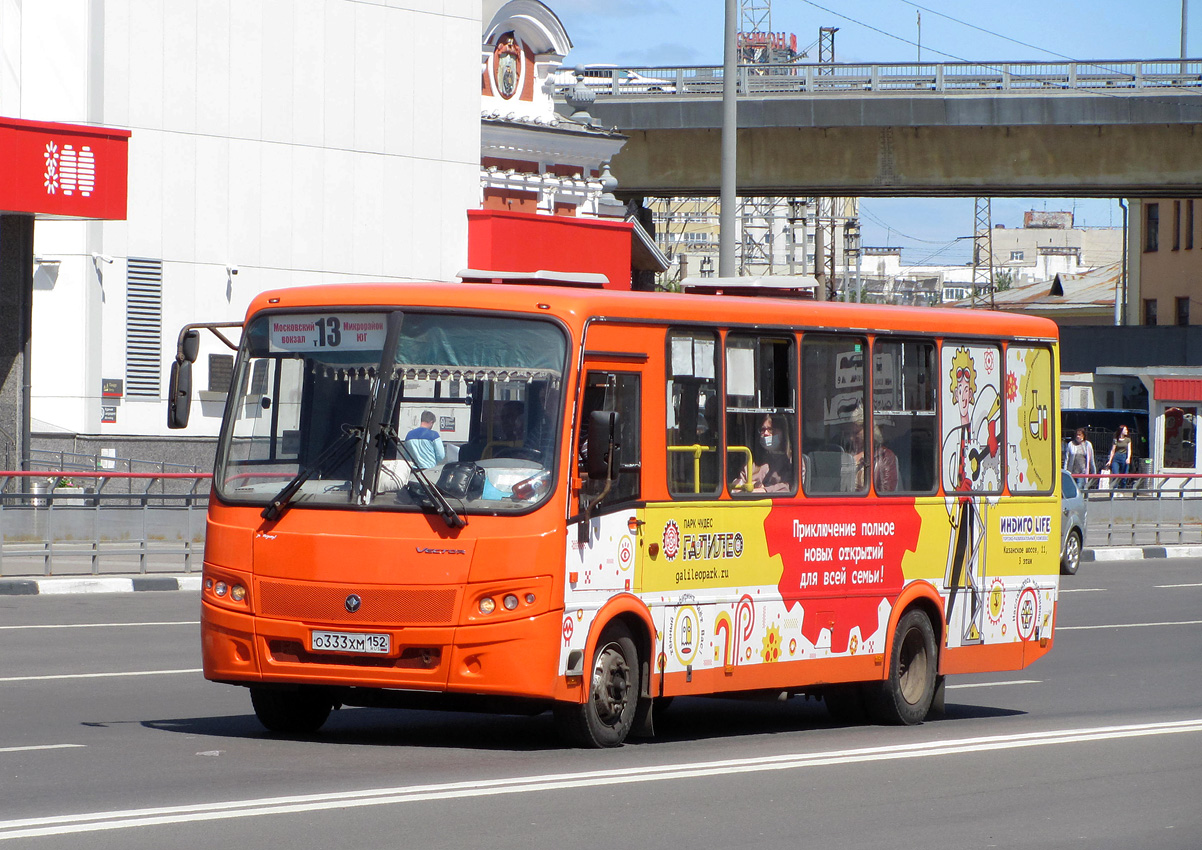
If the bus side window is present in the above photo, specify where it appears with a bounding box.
[667,330,721,496]
[579,371,641,508]
[942,343,1004,494]
[801,334,867,495]
[873,339,937,494]
[725,334,796,496]
[1006,345,1056,493]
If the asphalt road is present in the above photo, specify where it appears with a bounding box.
[2,560,1201,849]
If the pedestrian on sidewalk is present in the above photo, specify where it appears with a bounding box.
[1106,424,1134,489]
[1064,428,1097,488]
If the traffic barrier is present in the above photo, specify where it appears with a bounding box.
[1072,472,1202,546]
[0,471,211,577]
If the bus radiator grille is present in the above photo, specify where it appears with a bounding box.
[268,641,442,669]
[257,581,459,626]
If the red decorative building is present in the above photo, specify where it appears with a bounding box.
[473,1,667,289]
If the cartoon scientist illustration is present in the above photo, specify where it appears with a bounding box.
[942,346,1001,645]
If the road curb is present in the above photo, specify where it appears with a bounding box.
[0,575,202,595]
[1082,545,1202,562]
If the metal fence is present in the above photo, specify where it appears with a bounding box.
[5,467,1200,576]
[1075,473,1202,547]
[0,471,211,577]
[555,58,1202,98]
[29,448,203,477]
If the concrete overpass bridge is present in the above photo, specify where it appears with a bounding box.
[556,59,1202,198]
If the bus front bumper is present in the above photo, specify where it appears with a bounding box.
[201,600,564,700]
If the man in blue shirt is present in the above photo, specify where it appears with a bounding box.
[404,411,446,469]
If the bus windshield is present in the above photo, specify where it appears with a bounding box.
[214,309,567,514]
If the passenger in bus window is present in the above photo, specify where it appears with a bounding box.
[842,405,899,493]
[732,413,793,493]
[403,410,446,469]
[497,399,551,462]
[500,400,526,442]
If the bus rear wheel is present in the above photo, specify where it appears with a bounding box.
[250,685,333,735]
[554,621,640,748]
[868,609,938,725]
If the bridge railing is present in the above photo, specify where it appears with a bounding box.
[556,59,1202,98]
[1073,472,1202,547]
[0,471,212,577]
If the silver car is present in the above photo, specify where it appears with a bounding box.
[1061,469,1088,575]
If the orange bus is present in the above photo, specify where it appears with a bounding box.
[171,281,1061,746]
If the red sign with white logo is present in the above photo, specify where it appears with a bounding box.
[0,117,130,220]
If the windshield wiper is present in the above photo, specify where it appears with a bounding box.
[261,425,364,521]
[351,311,404,503]
[378,425,466,529]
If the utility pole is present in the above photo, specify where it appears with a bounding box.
[971,198,996,308]
[818,26,838,69]
[1183,0,1190,60]
[720,0,738,277]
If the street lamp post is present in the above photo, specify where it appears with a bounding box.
[719,0,737,277]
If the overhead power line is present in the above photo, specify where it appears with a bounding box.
[895,0,1080,62]
[798,0,1202,111]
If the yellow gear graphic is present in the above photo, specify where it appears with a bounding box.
[761,625,782,663]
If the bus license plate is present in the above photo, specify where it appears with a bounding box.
[310,630,391,655]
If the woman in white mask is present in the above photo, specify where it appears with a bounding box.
[733,413,794,493]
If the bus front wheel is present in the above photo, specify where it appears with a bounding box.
[868,609,938,725]
[555,621,640,748]
[250,685,333,735]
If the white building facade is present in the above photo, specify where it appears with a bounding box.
[0,0,481,459]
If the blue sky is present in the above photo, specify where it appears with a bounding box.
[548,0,1198,263]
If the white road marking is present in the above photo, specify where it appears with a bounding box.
[1059,588,1105,593]
[1,718,1200,841]
[0,745,85,755]
[0,621,198,631]
[1154,583,1202,589]
[0,669,201,683]
[946,679,1039,690]
[1058,620,1202,631]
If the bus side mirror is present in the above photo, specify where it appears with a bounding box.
[587,410,618,480]
[167,359,192,429]
[180,328,200,363]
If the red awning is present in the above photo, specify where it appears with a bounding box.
[0,116,130,220]
[1154,378,1202,402]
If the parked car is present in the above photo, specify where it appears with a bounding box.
[1060,469,1088,575]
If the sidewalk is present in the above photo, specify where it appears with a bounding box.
[2,544,1200,595]
[0,574,202,595]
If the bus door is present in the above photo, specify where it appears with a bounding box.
[560,324,657,699]
[567,342,647,596]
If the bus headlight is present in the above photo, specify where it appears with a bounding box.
[203,567,252,612]
[466,577,551,623]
